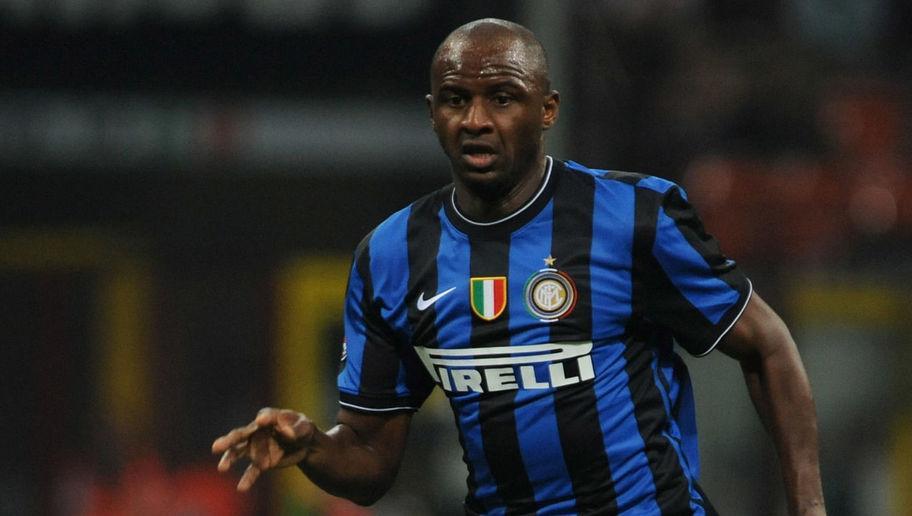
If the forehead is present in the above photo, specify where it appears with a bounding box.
[433,35,538,84]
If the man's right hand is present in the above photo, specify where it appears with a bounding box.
[212,407,317,492]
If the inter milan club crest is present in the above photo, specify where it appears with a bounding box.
[524,256,578,323]
[469,276,507,321]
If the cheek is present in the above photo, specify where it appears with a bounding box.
[433,118,456,144]
[504,116,543,150]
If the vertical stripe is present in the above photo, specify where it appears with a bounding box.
[651,353,703,515]
[493,279,505,314]
[452,398,504,515]
[437,211,492,509]
[591,178,661,513]
[592,344,663,514]
[369,210,431,405]
[549,167,618,513]
[590,177,637,340]
[623,330,693,514]
[483,280,495,318]
[405,193,445,400]
[470,231,537,513]
[354,236,400,397]
[407,193,442,346]
[630,186,700,514]
[660,347,702,478]
[508,202,578,513]
[368,211,412,340]
[338,251,368,396]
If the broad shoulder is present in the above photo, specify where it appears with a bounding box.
[562,159,680,195]
[353,186,449,262]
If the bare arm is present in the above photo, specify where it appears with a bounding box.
[212,406,412,506]
[717,292,826,516]
[299,408,411,504]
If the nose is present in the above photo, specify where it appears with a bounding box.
[460,98,493,134]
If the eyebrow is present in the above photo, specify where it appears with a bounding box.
[436,79,532,99]
[438,70,531,86]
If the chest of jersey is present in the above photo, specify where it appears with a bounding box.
[403,206,633,396]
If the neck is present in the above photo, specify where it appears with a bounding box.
[453,155,551,224]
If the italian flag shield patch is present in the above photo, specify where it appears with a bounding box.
[470,276,507,321]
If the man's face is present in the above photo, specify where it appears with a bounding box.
[427,36,558,201]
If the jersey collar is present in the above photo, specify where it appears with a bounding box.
[444,156,558,237]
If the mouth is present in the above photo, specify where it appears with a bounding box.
[460,141,498,170]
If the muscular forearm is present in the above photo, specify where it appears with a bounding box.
[298,420,405,506]
[741,332,825,515]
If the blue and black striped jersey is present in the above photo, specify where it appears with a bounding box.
[338,157,752,515]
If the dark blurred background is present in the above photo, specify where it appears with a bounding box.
[1,1,910,515]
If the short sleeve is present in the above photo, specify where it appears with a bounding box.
[636,184,752,356]
[337,235,435,413]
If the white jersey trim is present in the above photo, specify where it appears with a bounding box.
[695,278,753,358]
[450,155,553,227]
[339,400,418,413]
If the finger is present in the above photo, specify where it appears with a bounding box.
[217,441,249,472]
[254,407,281,426]
[275,411,312,442]
[237,464,262,492]
[246,432,273,470]
[212,420,261,454]
[212,421,258,453]
[213,407,282,454]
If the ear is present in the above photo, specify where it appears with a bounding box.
[542,90,560,130]
[425,94,436,129]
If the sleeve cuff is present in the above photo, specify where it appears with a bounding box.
[338,391,422,413]
[693,278,753,357]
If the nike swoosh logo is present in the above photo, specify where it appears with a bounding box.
[416,287,456,311]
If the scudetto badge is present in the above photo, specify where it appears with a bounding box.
[524,268,577,322]
[470,276,508,321]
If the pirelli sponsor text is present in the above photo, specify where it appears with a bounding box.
[413,342,594,393]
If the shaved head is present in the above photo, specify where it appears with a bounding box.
[426,18,560,218]
[431,18,551,93]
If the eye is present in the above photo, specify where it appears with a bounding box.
[444,94,465,107]
[492,93,513,106]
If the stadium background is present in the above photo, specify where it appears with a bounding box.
[1,1,910,514]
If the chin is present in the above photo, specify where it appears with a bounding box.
[460,171,512,202]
